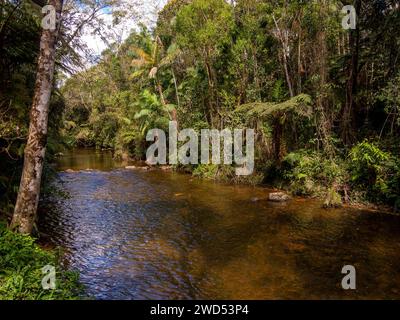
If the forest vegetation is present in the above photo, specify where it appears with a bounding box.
[61,0,400,209]
[1,0,400,222]
[0,0,400,299]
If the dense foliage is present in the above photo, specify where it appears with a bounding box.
[0,223,81,299]
[58,0,400,209]
[1,0,400,215]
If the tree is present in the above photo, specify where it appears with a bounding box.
[11,0,64,234]
[54,0,400,208]
[133,89,173,134]
[130,35,178,122]
[237,94,312,161]
[340,0,361,145]
[175,0,234,128]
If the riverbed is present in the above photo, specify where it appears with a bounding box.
[39,148,400,299]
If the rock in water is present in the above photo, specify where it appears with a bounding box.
[268,192,291,202]
[126,165,151,171]
[160,165,172,171]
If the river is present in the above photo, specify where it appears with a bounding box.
[39,148,400,299]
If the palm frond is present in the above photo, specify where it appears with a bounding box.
[236,94,312,121]
[129,69,146,80]
[164,104,177,113]
[130,47,152,67]
[159,44,182,67]
[134,109,151,119]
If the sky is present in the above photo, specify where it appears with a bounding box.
[80,0,168,64]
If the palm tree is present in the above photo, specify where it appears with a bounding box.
[130,36,180,122]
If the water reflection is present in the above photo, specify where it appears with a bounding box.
[56,148,122,171]
[40,149,400,299]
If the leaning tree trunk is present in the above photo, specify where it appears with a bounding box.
[11,0,63,234]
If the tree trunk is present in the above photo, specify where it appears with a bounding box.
[156,78,177,124]
[10,0,63,234]
[170,68,180,128]
[171,68,180,108]
[272,15,294,98]
[204,59,216,124]
[340,0,361,145]
[272,116,285,163]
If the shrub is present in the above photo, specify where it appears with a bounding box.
[193,164,220,180]
[348,141,400,206]
[349,141,389,185]
[74,127,95,147]
[192,164,236,182]
[282,150,346,197]
[323,187,343,208]
[0,224,82,300]
[192,164,263,185]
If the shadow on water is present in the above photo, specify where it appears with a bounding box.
[39,149,400,299]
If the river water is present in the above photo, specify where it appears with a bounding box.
[39,148,400,299]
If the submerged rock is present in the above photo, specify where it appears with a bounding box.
[126,165,151,171]
[160,165,172,171]
[268,192,291,202]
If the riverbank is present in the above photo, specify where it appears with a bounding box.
[55,146,399,214]
[0,222,82,300]
[121,159,399,215]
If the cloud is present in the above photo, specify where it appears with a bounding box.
[80,0,168,65]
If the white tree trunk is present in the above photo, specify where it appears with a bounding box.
[11,0,63,234]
